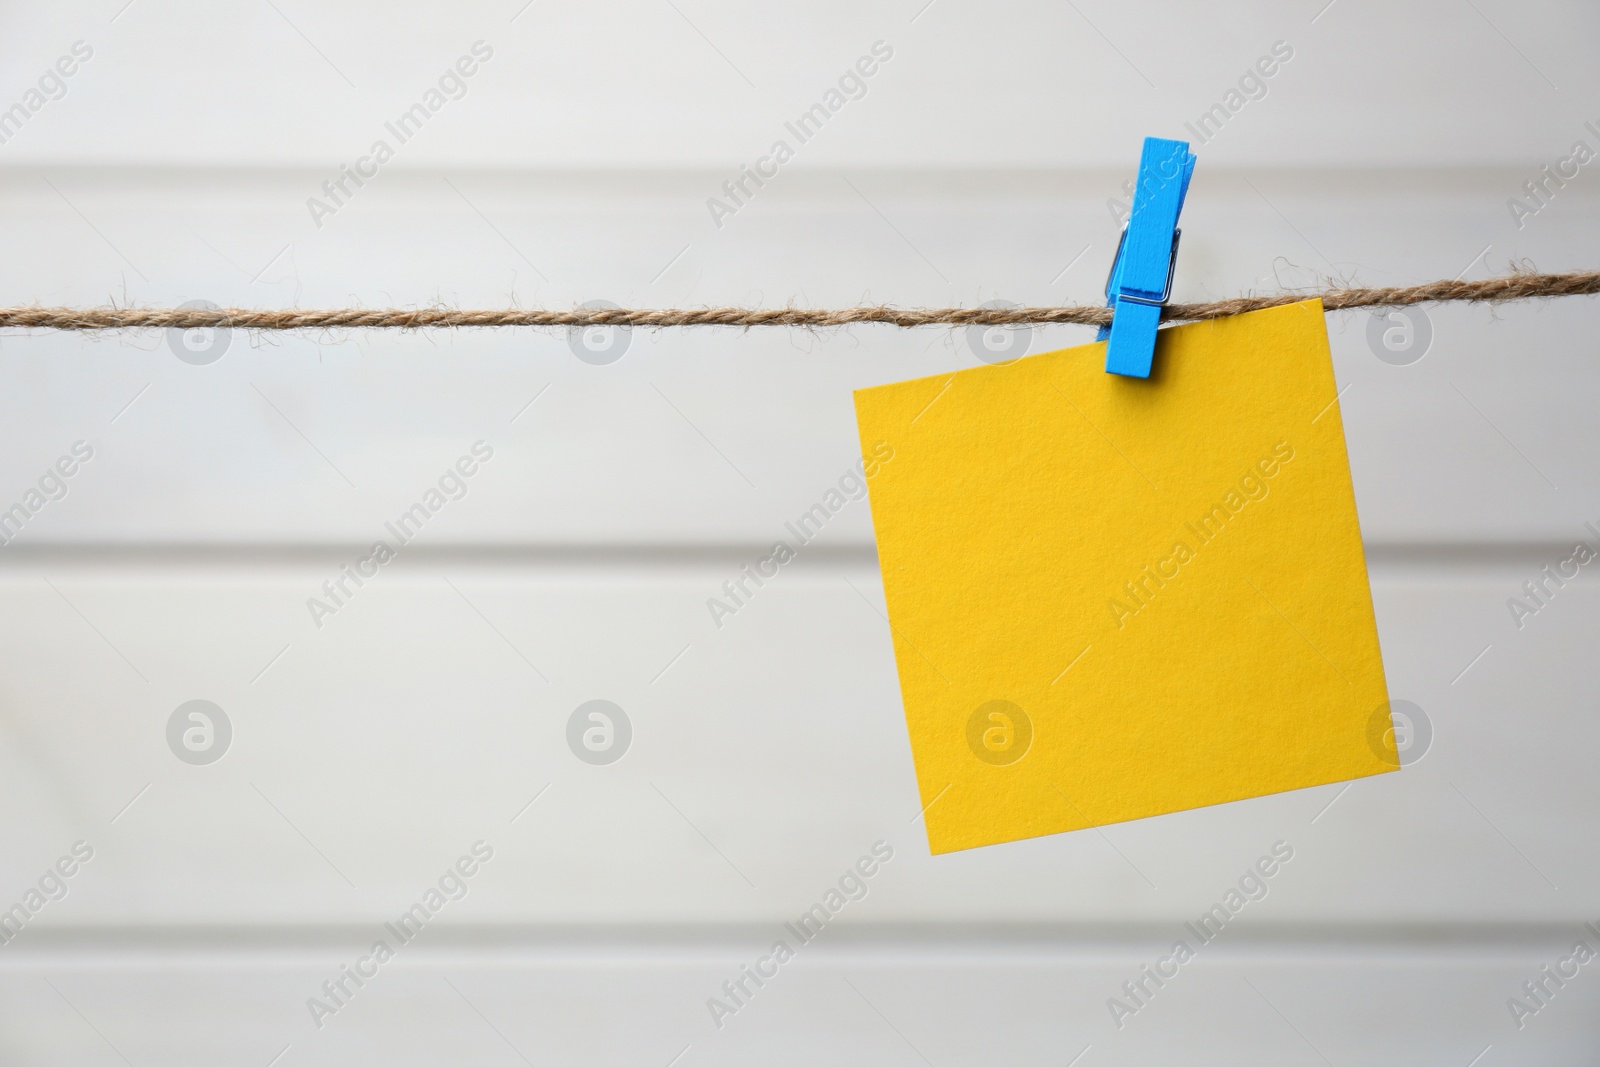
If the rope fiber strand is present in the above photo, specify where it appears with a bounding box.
[2,270,1596,332]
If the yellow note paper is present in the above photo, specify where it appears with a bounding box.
[853,300,1395,854]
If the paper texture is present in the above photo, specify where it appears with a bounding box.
[853,300,1395,854]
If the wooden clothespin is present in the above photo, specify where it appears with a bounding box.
[1099,137,1196,377]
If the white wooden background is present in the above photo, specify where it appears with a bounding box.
[0,1,1597,1063]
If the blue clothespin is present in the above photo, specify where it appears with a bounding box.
[1099,137,1196,378]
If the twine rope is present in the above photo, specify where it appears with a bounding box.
[1,270,1596,331]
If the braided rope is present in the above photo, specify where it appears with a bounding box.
[1,270,1595,331]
